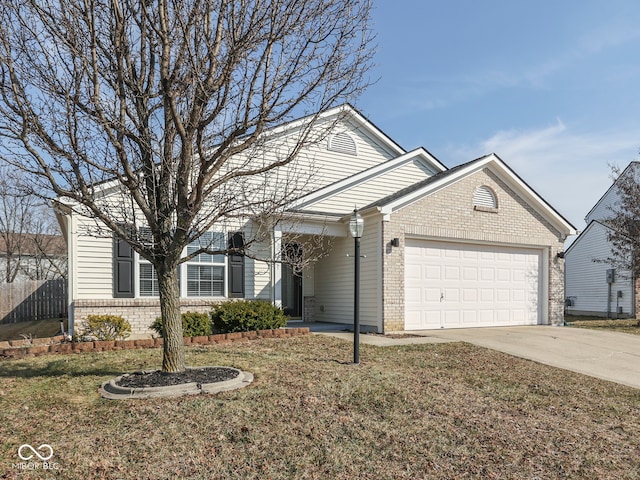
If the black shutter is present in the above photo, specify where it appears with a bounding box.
[113,237,135,298]
[228,232,245,298]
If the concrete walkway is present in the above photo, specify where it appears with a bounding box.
[318,325,640,389]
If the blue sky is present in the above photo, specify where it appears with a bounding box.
[357,1,640,232]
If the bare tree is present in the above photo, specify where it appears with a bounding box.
[604,162,640,280]
[0,0,374,371]
[0,169,65,283]
[0,170,33,283]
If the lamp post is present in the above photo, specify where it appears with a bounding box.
[349,208,364,364]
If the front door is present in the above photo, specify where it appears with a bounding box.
[282,243,303,319]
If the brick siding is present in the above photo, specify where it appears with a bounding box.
[73,298,216,336]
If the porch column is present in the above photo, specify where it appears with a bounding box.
[273,227,282,308]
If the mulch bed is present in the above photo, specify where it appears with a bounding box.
[116,367,239,388]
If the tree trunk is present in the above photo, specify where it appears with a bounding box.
[157,264,186,372]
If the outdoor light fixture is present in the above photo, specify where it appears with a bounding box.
[349,208,364,364]
[349,208,364,239]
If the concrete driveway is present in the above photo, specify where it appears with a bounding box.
[410,326,640,389]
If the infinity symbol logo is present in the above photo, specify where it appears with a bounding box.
[17,444,54,461]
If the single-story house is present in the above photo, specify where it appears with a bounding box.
[56,105,575,336]
[565,162,639,318]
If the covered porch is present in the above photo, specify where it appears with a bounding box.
[272,210,383,332]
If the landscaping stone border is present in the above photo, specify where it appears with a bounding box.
[99,366,254,400]
[0,327,310,360]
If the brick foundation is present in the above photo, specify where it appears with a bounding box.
[72,298,217,336]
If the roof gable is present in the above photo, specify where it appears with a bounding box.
[565,219,612,256]
[584,162,639,224]
[65,103,409,203]
[292,147,447,214]
[372,153,576,237]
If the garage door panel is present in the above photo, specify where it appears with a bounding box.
[511,289,526,302]
[462,289,477,302]
[425,266,441,280]
[405,239,541,330]
[443,310,460,325]
[444,288,459,301]
[496,268,510,282]
[496,289,510,302]
[405,263,422,280]
[479,289,494,302]
[425,287,441,302]
[480,268,494,281]
[462,267,477,281]
[461,310,480,326]
[444,266,460,280]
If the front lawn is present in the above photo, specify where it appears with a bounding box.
[1,335,639,479]
[0,319,64,341]
[566,315,640,335]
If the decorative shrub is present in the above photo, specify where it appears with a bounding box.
[210,300,288,333]
[80,315,131,341]
[150,311,212,338]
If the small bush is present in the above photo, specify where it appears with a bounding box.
[211,300,288,333]
[150,311,212,338]
[80,315,131,341]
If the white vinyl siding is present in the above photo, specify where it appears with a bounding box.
[216,117,397,205]
[565,221,634,316]
[75,217,113,299]
[306,118,397,188]
[586,187,620,224]
[305,160,432,213]
[313,218,380,327]
[68,109,399,305]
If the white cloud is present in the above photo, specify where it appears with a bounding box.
[446,122,640,230]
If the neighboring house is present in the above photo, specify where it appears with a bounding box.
[55,105,575,336]
[565,162,639,318]
[0,232,67,283]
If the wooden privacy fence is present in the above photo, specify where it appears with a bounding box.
[0,279,67,323]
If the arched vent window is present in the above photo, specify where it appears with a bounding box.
[473,186,498,209]
[328,132,357,156]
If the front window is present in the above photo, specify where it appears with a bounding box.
[139,263,159,297]
[186,231,226,297]
[137,230,227,297]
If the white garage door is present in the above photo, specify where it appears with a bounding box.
[405,239,542,330]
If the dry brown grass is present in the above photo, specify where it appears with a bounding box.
[566,315,640,335]
[0,319,63,341]
[1,335,639,479]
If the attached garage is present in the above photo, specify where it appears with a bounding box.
[404,239,544,330]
